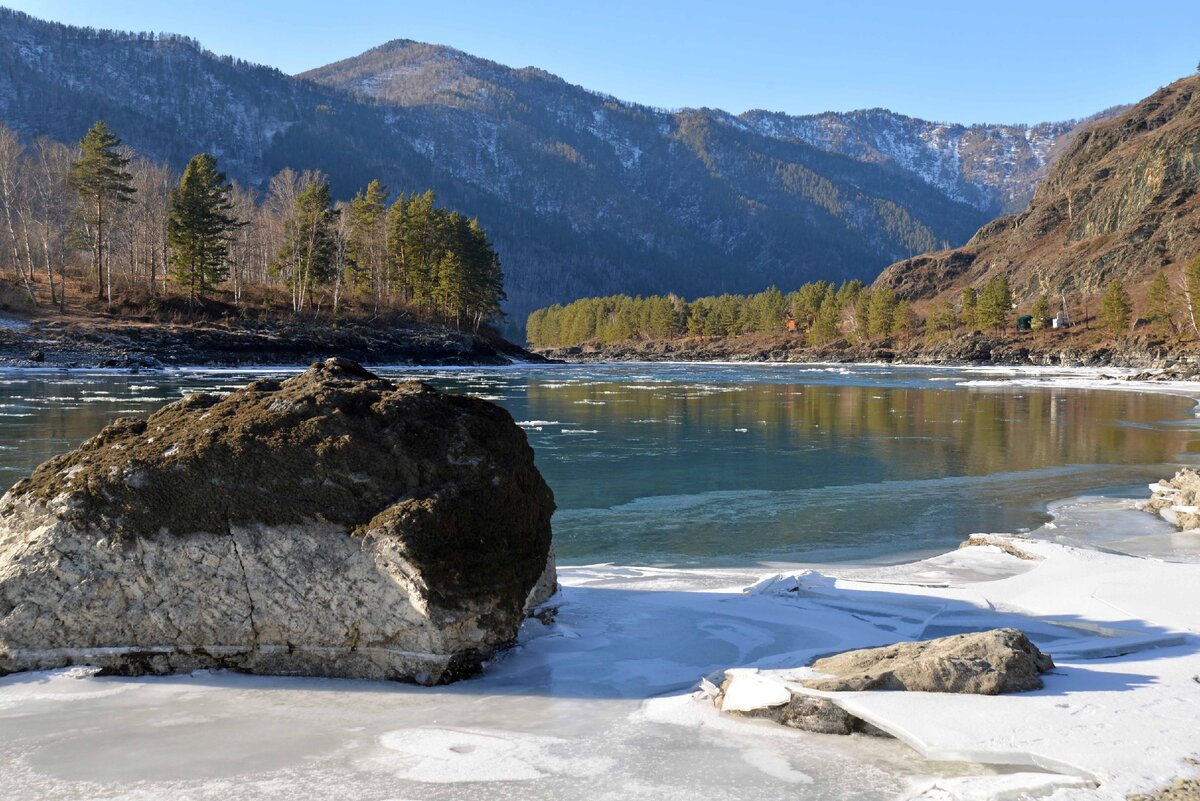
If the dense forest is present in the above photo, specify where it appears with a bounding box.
[526,268,1189,349]
[0,120,505,328]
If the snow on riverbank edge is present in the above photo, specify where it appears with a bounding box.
[667,532,1200,800]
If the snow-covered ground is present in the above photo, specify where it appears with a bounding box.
[1,497,1197,800]
[710,513,1200,800]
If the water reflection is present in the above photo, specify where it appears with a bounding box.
[0,366,1196,567]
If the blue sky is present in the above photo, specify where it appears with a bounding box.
[7,0,1199,124]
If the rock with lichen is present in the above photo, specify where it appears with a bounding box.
[0,358,555,685]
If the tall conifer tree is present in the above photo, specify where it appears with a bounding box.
[346,179,388,308]
[977,276,1012,331]
[68,121,134,305]
[167,153,239,308]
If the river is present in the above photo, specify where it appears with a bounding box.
[0,363,1196,800]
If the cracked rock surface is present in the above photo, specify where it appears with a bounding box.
[0,357,555,685]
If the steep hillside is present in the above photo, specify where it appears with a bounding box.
[0,11,445,198]
[741,107,1124,214]
[874,76,1200,305]
[0,9,1091,326]
[304,40,994,311]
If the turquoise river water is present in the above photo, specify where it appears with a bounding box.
[1,362,1196,566]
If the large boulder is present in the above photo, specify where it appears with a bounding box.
[800,628,1054,695]
[0,358,555,685]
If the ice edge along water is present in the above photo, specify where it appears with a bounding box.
[708,523,1200,800]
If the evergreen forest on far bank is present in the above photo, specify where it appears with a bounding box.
[526,269,1189,349]
[0,120,506,330]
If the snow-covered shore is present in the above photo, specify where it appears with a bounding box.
[1,498,1197,800]
[700,526,1200,800]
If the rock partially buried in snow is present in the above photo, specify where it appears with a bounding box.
[714,670,890,737]
[0,358,555,684]
[1142,468,1200,531]
[800,628,1054,695]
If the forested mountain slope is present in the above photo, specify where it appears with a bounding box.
[0,8,1097,324]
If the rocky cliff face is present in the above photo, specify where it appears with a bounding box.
[0,358,555,684]
[874,76,1200,305]
[741,107,1122,214]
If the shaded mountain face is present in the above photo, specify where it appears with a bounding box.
[0,10,1090,325]
[874,76,1200,305]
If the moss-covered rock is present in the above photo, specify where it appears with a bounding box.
[0,358,555,684]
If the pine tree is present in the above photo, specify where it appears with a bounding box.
[434,250,467,321]
[1030,295,1050,330]
[167,153,239,308]
[456,215,505,329]
[927,299,957,335]
[346,179,388,309]
[1184,256,1200,339]
[68,121,134,305]
[976,276,1012,331]
[867,287,897,340]
[960,287,978,329]
[398,190,442,308]
[1100,280,1132,334]
[1147,271,1176,337]
[890,300,919,338]
[808,286,841,345]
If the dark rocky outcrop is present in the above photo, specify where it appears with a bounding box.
[875,75,1200,306]
[713,673,890,737]
[776,691,889,737]
[0,358,556,684]
[800,628,1054,695]
[714,629,1051,738]
[0,315,550,369]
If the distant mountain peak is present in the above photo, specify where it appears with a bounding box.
[0,6,1134,329]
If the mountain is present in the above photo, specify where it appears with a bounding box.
[0,9,1096,326]
[0,10,433,201]
[740,107,1126,215]
[874,75,1200,306]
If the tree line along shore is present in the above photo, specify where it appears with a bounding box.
[0,121,506,331]
[526,266,1199,351]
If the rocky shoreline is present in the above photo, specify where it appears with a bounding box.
[536,331,1200,378]
[0,315,549,369]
